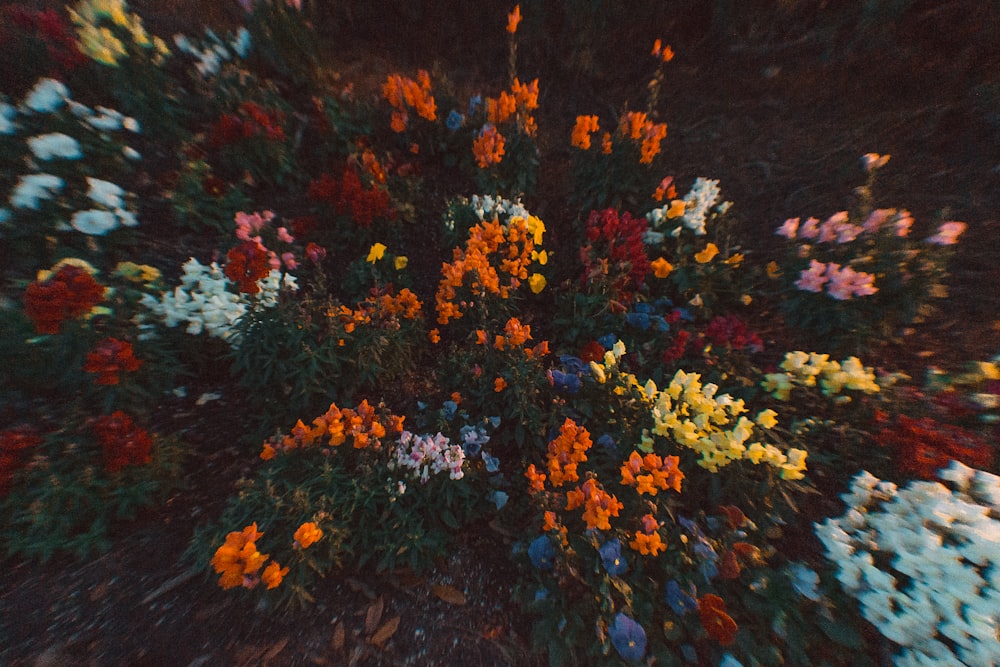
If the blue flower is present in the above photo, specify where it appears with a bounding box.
[467,94,482,116]
[482,452,500,473]
[550,369,581,394]
[597,333,618,349]
[634,302,655,314]
[694,541,718,562]
[534,587,549,601]
[719,653,745,667]
[652,316,670,332]
[626,312,651,330]
[665,580,697,616]
[609,613,646,663]
[441,400,458,420]
[596,434,617,451]
[528,535,555,570]
[599,539,628,576]
[558,354,586,374]
[490,490,508,509]
[787,562,821,601]
[446,109,464,131]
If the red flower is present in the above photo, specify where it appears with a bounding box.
[698,594,738,645]
[580,209,650,298]
[93,411,153,474]
[875,414,993,479]
[580,340,605,364]
[225,241,271,294]
[83,338,142,385]
[23,266,105,334]
[0,426,41,496]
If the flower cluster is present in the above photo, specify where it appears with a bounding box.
[794,258,877,300]
[93,410,153,473]
[543,417,593,487]
[0,6,88,76]
[259,400,406,459]
[646,177,729,240]
[435,214,546,324]
[331,287,423,338]
[23,262,106,334]
[0,427,41,497]
[619,450,684,495]
[69,0,170,66]
[392,431,466,482]
[209,101,286,147]
[83,337,142,385]
[210,522,289,590]
[873,412,993,479]
[139,257,296,341]
[762,351,880,401]
[702,315,763,353]
[307,167,394,227]
[382,70,437,132]
[573,110,667,164]
[173,27,251,77]
[472,124,505,168]
[581,207,650,297]
[817,464,1000,667]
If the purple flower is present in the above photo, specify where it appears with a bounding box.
[528,535,555,570]
[609,613,646,662]
[599,539,628,576]
[665,580,697,616]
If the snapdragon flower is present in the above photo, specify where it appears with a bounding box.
[817,463,1000,667]
[679,177,722,236]
[392,431,466,482]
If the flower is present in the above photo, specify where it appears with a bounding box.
[694,243,719,263]
[776,217,799,238]
[10,173,64,209]
[293,522,323,549]
[528,535,555,570]
[665,580,697,616]
[571,115,600,150]
[794,259,828,293]
[261,561,289,589]
[599,538,628,576]
[698,594,738,645]
[394,255,409,270]
[528,272,546,293]
[27,132,82,160]
[84,338,142,385]
[862,152,890,172]
[23,78,68,113]
[926,221,967,246]
[473,124,505,168]
[494,377,507,392]
[365,242,387,263]
[609,613,646,663]
[93,411,153,473]
[211,522,268,589]
[23,264,105,334]
[506,4,521,33]
[650,257,673,278]
[70,209,119,235]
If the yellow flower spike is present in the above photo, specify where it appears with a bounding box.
[394,256,408,270]
[650,257,673,278]
[528,273,546,294]
[666,200,686,218]
[694,243,719,263]
[366,242,387,263]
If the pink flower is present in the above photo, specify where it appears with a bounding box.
[267,251,281,270]
[818,212,848,243]
[799,217,820,240]
[305,242,326,263]
[794,259,828,293]
[776,217,799,239]
[894,210,913,237]
[862,208,895,234]
[277,226,294,244]
[835,223,862,244]
[281,252,298,270]
[861,152,890,172]
[926,221,967,246]
[826,264,877,300]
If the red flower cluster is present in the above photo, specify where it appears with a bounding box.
[662,329,691,364]
[93,411,153,474]
[703,315,763,353]
[0,6,87,76]
[83,338,142,385]
[23,266,105,334]
[208,102,286,147]
[0,427,41,496]
[874,413,993,479]
[225,240,272,294]
[581,209,650,298]
[307,167,394,227]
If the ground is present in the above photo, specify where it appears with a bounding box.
[2,2,999,665]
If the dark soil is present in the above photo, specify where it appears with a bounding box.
[2,2,999,665]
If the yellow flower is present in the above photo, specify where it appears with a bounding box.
[694,243,719,263]
[650,257,673,279]
[766,261,782,279]
[394,256,408,270]
[740,294,752,305]
[366,243,387,263]
[526,215,546,245]
[531,249,548,265]
[293,522,323,549]
[528,273,547,293]
[667,200,686,218]
[755,409,778,429]
[589,361,606,383]
[723,253,744,266]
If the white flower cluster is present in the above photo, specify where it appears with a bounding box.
[762,351,880,401]
[4,78,143,235]
[139,258,296,342]
[392,431,466,482]
[469,194,531,223]
[817,463,1000,666]
[173,27,251,77]
[646,177,730,238]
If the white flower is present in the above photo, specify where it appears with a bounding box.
[0,102,17,135]
[122,117,140,132]
[10,173,64,209]
[122,146,142,160]
[231,27,251,58]
[86,177,126,208]
[87,106,124,131]
[23,78,68,113]
[71,209,119,235]
[680,177,722,236]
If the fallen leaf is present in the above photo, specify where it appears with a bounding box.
[369,616,400,647]
[432,584,467,605]
[331,620,345,653]
[364,596,384,634]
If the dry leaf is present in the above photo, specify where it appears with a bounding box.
[331,621,345,653]
[432,584,467,605]
[364,596,384,634]
[369,616,400,646]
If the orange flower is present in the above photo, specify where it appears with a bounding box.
[211,523,268,590]
[450,391,462,404]
[542,510,557,531]
[653,176,676,201]
[507,4,521,33]
[651,257,673,279]
[429,328,441,343]
[476,329,488,345]
[667,199,686,218]
[473,125,506,168]
[546,418,592,487]
[694,243,719,263]
[525,464,547,493]
[571,115,600,150]
[293,522,323,549]
[261,561,289,589]
[629,514,666,556]
[601,132,612,154]
[698,594,738,645]
[494,377,507,392]
[260,443,276,460]
[639,122,668,164]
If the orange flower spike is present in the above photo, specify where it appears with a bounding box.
[512,78,539,110]
[261,561,289,589]
[601,132,613,154]
[660,44,675,62]
[525,464,547,494]
[390,414,406,433]
[507,4,521,33]
[565,486,584,510]
[571,115,600,150]
[542,510,558,531]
